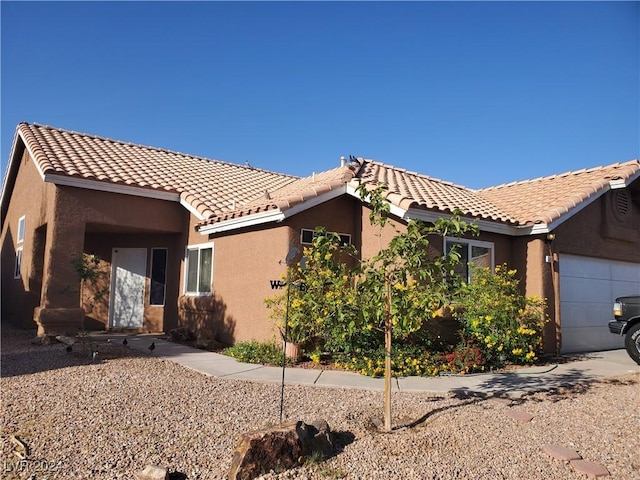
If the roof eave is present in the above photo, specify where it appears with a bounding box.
[532,173,640,234]
[44,173,181,202]
[0,131,22,227]
[198,208,286,235]
[179,198,208,221]
[198,185,349,235]
[405,207,525,235]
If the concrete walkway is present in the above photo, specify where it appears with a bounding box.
[93,333,640,397]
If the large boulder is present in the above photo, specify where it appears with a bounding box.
[228,420,334,480]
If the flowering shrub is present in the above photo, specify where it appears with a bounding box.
[454,264,547,368]
[441,341,486,374]
[334,345,442,377]
[265,229,358,345]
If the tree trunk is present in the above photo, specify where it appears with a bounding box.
[384,279,392,432]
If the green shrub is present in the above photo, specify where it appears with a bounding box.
[265,229,358,345]
[334,344,442,378]
[454,264,547,368]
[223,341,291,366]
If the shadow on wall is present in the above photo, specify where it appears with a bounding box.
[177,294,236,346]
[79,255,111,331]
[1,226,39,329]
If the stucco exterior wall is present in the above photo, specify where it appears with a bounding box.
[183,196,363,344]
[359,205,406,260]
[1,149,52,327]
[1,146,189,334]
[553,188,640,263]
[84,232,183,333]
[37,187,186,334]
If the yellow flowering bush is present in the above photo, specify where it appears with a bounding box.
[335,346,442,377]
[265,229,359,346]
[454,264,548,367]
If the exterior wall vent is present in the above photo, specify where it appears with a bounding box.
[612,189,631,221]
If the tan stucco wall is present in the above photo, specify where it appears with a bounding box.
[84,232,183,332]
[509,185,640,354]
[553,188,640,263]
[181,196,363,344]
[1,146,189,334]
[1,149,54,328]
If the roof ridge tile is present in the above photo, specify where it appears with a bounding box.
[477,159,640,192]
[359,158,471,190]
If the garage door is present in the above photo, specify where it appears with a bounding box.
[559,254,640,353]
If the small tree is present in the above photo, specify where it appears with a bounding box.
[265,183,478,431]
[354,183,478,430]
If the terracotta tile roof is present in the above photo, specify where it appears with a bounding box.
[195,156,640,231]
[17,123,297,219]
[201,164,357,225]
[12,123,639,233]
[476,160,640,225]
[353,159,516,223]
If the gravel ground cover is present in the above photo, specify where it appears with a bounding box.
[2,323,638,480]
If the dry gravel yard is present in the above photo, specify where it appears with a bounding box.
[2,323,639,480]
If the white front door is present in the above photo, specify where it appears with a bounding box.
[109,248,147,329]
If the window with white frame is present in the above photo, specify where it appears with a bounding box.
[14,247,23,279]
[301,228,351,246]
[444,237,494,283]
[184,243,213,295]
[17,215,25,244]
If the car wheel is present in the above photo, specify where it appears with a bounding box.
[624,322,640,365]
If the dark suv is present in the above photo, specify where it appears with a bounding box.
[608,295,640,365]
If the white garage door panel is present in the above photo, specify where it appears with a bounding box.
[561,258,610,279]
[613,263,640,282]
[560,277,616,303]
[562,326,624,353]
[561,302,615,328]
[560,254,640,353]
[611,280,639,296]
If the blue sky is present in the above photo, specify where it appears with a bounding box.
[1,1,638,189]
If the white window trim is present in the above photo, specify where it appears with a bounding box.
[444,237,495,282]
[300,228,351,246]
[150,247,168,306]
[17,215,25,244]
[183,242,214,296]
[14,246,23,279]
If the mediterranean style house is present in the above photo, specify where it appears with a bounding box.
[2,123,639,353]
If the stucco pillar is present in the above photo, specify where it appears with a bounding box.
[525,237,560,354]
[34,214,86,336]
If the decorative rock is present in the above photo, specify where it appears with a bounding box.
[542,444,582,462]
[228,420,334,480]
[505,409,534,423]
[134,464,169,480]
[196,336,226,351]
[542,444,582,461]
[56,334,77,346]
[570,459,610,478]
[297,419,334,459]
